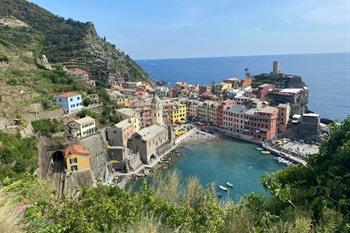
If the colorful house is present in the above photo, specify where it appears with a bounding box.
[170,103,187,124]
[64,144,91,172]
[54,92,83,114]
[114,108,141,132]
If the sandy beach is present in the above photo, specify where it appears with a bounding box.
[178,128,220,146]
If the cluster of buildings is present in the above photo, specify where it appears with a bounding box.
[51,61,321,179]
[54,93,176,177]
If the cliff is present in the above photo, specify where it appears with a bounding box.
[0,0,152,85]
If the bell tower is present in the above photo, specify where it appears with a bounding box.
[151,95,164,125]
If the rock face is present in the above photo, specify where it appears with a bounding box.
[0,0,152,85]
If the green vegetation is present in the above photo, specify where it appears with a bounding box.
[0,118,349,232]
[0,132,37,183]
[0,38,12,48]
[262,119,350,223]
[0,0,152,84]
[31,119,63,136]
[252,75,289,88]
[31,69,86,94]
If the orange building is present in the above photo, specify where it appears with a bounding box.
[64,144,91,172]
[240,77,253,88]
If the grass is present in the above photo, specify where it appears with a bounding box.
[0,190,24,233]
[0,38,12,48]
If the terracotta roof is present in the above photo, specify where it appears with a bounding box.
[201,91,212,97]
[57,92,80,98]
[65,144,90,156]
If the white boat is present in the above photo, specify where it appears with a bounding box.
[256,147,263,151]
[226,182,233,187]
[218,185,228,191]
[261,150,271,155]
[276,157,291,165]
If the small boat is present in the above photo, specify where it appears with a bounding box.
[261,150,271,155]
[256,147,263,151]
[218,185,228,191]
[226,182,233,187]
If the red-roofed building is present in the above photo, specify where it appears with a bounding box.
[64,144,91,171]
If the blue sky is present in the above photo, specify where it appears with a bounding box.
[30,0,349,59]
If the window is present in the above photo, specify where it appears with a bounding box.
[71,165,78,171]
[77,96,80,100]
[70,158,77,164]
[70,98,73,101]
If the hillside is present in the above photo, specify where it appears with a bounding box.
[0,119,349,232]
[0,0,152,84]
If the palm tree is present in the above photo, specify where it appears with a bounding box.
[244,68,250,77]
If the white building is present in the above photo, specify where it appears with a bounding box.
[68,116,97,139]
[155,86,170,97]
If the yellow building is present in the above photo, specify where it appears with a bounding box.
[171,103,187,124]
[64,144,91,172]
[116,96,129,107]
[114,108,141,132]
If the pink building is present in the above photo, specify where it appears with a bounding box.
[162,102,173,123]
[254,84,275,100]
[244,106,278,141]
[223,105,248,135]
[216,99,236,127]
[138,107,152,128]
[277,103,291,134]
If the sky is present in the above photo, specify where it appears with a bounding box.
[30,0,350,60]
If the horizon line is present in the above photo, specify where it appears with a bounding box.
[135,51,349,61]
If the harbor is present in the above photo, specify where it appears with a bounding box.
[137,137,284,201]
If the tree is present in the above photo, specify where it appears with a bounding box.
[263,118,350,228]
[244,68,250,77]
[83,97,92,107]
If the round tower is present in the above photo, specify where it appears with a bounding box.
[151,95,164,125]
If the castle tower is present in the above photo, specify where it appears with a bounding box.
[151,95,164,125]
[272,61,280,75]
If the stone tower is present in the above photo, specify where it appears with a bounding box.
[151,95,164,125]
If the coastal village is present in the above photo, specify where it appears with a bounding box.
[1,61,326,194]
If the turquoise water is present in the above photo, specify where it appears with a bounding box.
[165,138,284,201]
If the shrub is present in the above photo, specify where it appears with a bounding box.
[0,132,37,183]
[31,119,62,135]
[6,79,17,85]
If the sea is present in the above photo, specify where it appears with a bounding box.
[137,52,350,121]
[136,53,350,200]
